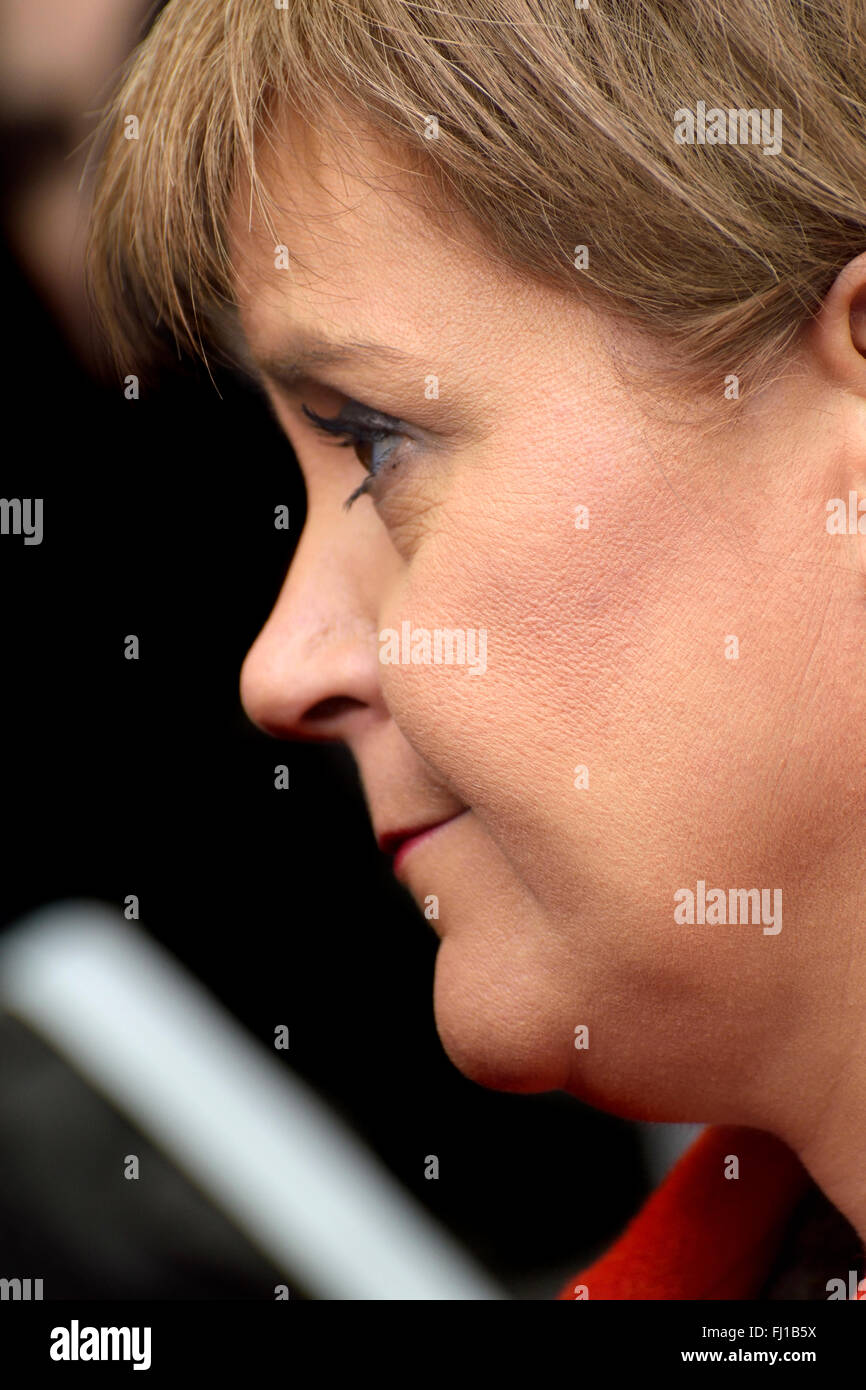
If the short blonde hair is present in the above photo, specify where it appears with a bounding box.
[87,0,866,385]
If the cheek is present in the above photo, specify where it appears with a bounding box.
[378,422,693,884]
[377,419,846,917]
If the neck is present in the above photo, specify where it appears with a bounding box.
[780,1009,866,1265]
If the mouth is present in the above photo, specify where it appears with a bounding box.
[378,811,467,879]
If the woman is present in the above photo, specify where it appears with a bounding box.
[87,0,866,1299]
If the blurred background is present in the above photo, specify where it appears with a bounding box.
[0,0,698,1299]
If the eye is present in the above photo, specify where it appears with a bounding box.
[301,402,407,509]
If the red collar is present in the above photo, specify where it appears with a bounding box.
[557,1125,811,1299]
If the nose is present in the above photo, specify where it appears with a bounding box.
[239,507,391,744]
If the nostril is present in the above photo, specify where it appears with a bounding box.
[304,696,366,723]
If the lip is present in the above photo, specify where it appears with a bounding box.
[378,812,466,878]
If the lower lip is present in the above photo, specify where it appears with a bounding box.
[392,815,464,878]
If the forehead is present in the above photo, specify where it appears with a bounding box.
[227,105,542,369]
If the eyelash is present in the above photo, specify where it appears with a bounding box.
[301,402,406,509]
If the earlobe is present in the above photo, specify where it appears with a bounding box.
[809,250,866,390]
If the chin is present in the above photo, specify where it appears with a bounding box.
[431,938,568,1094]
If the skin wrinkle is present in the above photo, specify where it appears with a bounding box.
[233,110,866,1245]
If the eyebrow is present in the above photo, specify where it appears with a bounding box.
[243,335,423,391]
[229,320,484,439]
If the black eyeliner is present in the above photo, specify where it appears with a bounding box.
[301,401,405,509]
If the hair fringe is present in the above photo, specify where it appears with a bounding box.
[86,0,866,389]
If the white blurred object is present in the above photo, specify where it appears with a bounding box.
[0,899,504,1300]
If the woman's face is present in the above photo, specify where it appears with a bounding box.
[233,114,865,1135]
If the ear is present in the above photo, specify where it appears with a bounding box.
[809,250,866,391]
[808,253,866,577]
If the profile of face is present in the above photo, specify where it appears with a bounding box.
[233,111,866,1155]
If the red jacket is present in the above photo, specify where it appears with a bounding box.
[556,1125,865,1300]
